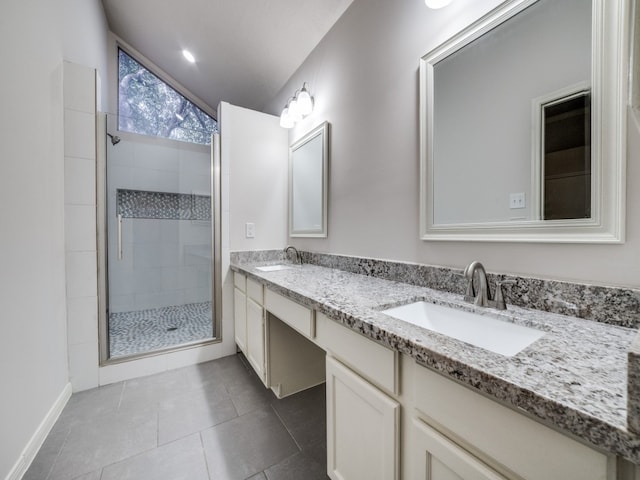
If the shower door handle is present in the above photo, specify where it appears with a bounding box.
[117,214,123,260]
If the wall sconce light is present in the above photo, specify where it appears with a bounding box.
[425,0,453,8]
[280,83,314,129]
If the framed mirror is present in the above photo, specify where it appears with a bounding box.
[419,0,630,243]
[289,122,329,237]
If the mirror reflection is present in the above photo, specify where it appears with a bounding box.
[289,122,329,237]
[432,0,591,225]
[420,0,628,243]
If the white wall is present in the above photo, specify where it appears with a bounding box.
[0,1,111,477]
[0,2,66,478]
[222,102,289,251]
[62,0,110,110]
[266,0,640,288]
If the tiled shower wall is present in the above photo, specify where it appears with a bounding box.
[106,133,212,313]
[63,61,99,391]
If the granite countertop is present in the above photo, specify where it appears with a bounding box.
[231,261,640,463]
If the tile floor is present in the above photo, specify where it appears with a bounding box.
[109,302,213,357]
[24,354,329,480]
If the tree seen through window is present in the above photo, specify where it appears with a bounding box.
[118,49,218,145]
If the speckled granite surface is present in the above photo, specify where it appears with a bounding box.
[231,259,640,463]
[231,250,640,328]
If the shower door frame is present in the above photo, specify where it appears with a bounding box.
[96,114,223,365]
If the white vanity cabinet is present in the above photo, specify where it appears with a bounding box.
[246,278,266,384]
[233,272,247,353]
[317,313,400,480]
[412,418,507,480]
[264,289,325,398]
[233,273,267,385]
[326,356,400,480]
[407,362,615,480]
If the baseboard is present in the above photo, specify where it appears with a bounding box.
[4,382,72,480]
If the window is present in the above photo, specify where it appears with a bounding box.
[118,49,218,145]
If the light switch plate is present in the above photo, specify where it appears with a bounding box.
[245,222,255,238]
[509,192,525,209]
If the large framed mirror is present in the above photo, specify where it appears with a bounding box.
[289,122,329,237]
[419,0,631,242]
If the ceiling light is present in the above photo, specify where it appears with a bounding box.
[288,96,303,122]
[279,106,294,128]
[424,0,453,8]
[182,49,195,63]
[279,83,314,128]
[296,83,314,116]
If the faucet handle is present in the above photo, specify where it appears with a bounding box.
[494,280,516,310]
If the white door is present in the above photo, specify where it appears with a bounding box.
[246,297,265,382]
[233,287,247,354]
[326,356,399,480]
[412,418,507,480]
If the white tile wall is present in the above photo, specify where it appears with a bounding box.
[64,109,96,159]
[66,296,98,345]
[64,205,96,252]
[64,61,99,392]
[64,156,95,205]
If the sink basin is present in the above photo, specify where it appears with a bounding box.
[255,264,295,272]
[382,301,544,356]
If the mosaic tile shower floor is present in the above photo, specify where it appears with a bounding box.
[109,302,213,357]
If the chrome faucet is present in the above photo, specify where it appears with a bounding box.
[463,261,490,307]
[463,261,514,310]
[283,245,302,265]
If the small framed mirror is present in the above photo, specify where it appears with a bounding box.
[289,122,329,237]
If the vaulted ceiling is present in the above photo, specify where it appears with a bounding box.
[101,0,354,114]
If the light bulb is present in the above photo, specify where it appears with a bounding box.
[280,107,294,128]
[288,96,302,122]
[182,49,195,63]
[424,0,452,8]
[296,86,313,116]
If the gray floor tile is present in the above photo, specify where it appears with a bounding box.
[264,451,329,480]
[55,383,124,430]
[201,407,299,480]
[271,384,326,449]
[118,368,191,412]
[182,354,250,391]
[246,473,267,480]
[23,426,70,480]
[48,409,157,480]
[226,373,275,416]
[101,434,209,480]
[72,470,103,480]
[158,382,238,445]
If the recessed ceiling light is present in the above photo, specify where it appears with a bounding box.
[182,49,195,63]
[425,0,453,8]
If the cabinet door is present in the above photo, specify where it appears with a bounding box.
[233,287,247,354]
[412,418,507,480]
[246,297,265,383]
[326,356,399,480]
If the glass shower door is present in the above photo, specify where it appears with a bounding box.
[104,122,215,359]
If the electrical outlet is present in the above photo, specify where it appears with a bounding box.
[509,192,525,209]
[245,222,255,238]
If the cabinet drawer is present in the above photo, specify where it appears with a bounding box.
[412,418,506,480]
[247,278,263,305]
[264,289,314,338]
[233,272,246,291]
[317,312,397,395]
[413,364,612,480]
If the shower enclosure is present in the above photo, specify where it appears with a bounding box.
[97,113,221,362]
